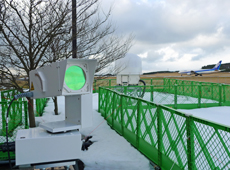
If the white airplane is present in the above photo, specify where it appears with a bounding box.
[179,60,222,76]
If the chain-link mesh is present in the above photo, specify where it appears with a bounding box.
[191,117,230,170]
[160,107,188,169]
[99,79,230,170]
[0,100,28,160]
[1,89,21,102]
[139,102,158,147]
[108,84,223,109]
[35,98,49,117]
[0,89,48,160]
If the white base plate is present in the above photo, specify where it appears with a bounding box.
[16,127,81,166]
[39,120,81,133]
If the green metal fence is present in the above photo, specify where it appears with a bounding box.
[93,78,164,93]
[0,89,48,160]
[1,89,48,117]
[102,82,230,110]
[163,78,230,107]
[35,98,49,117]
[0,99,28,160]
[1,89,22,102]
[99,85,230,170]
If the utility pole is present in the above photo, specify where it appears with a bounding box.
[0,1,2,32]
[72,0,77,58]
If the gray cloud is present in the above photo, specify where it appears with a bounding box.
[100,0,230,71]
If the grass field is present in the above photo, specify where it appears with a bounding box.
[141,72,230,84]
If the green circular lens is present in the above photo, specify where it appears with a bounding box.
[65,66,86,90]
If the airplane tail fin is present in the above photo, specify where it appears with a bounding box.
[213,60,222,70]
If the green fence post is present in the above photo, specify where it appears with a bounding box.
[223,84,226,103]
[120,94,124,136]
[150,86,154,102]
[98,87,101,113]
[109,79,111,87]
[12,101,16,130]
[168,78,171,93]
[191,81,194,97]
[211,83,213,100]
[124,86,127,95]
[157,106,162,167]
[151,78,153,85]
[19,101,23,125]
[174,85,177,109]
[198,85,201,108]
[182,81,184,95]
[105,90,109,118]
[112,91,115,128]
[186,114,194,170]
[219,84,222,106]
[136,99,141,150]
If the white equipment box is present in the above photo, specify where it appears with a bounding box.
[115,54,142,85]
[15,59,97,168]
[29,59,96,133]
[16,127,81,166]
[116,74,140,85]
[29,59,97,99]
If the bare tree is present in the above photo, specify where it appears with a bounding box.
[0,0,73,127]
[0,0,133,126]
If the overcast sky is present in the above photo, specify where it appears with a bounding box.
[100,0,230,73]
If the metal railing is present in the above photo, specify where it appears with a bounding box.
[0,89,48,160]
[93,78,164,93]
[35,98,49,117]
[99,82,230,169]
[101,83,230,110]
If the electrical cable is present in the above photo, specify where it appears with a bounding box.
[5,92,33,170]
[138,79,146,98]
[83,104,121,141]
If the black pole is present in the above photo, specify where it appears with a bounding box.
[72,0,77,58]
